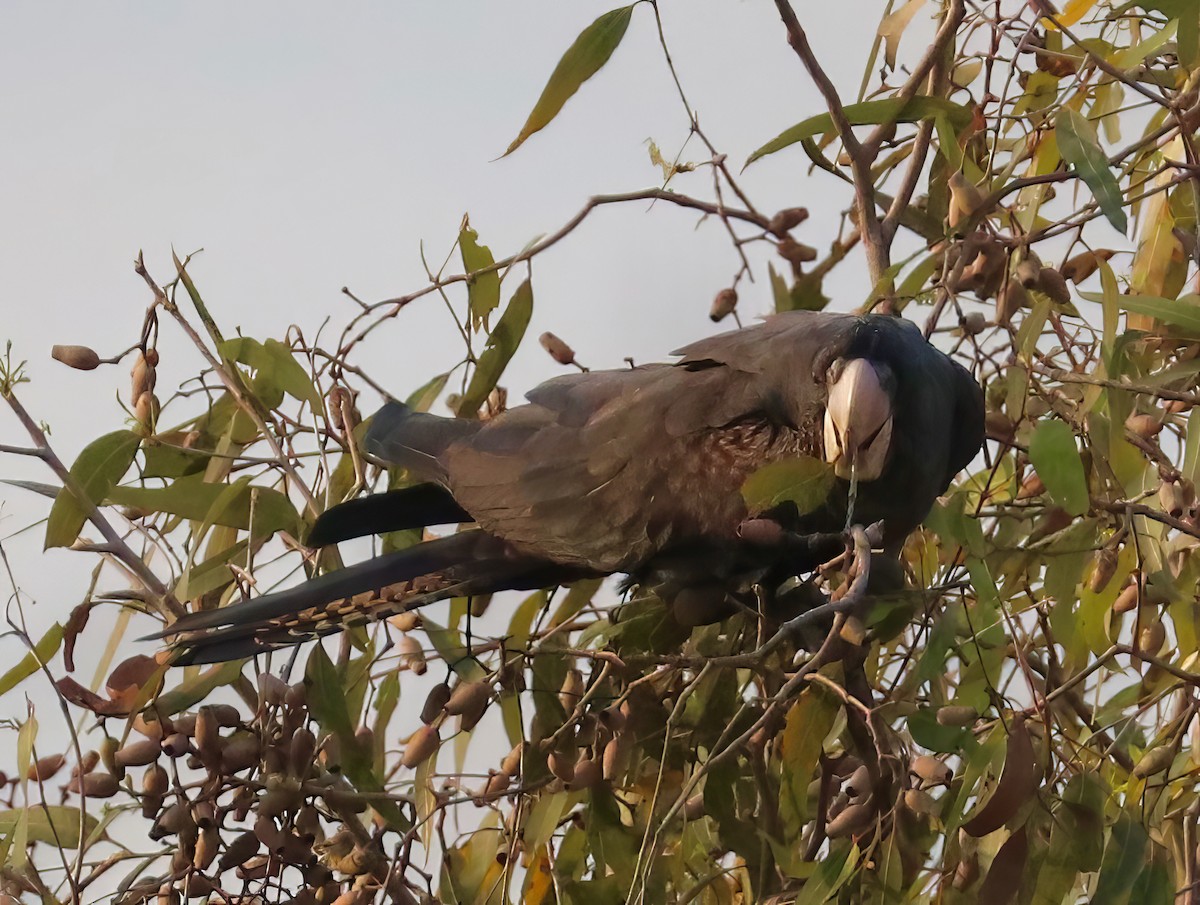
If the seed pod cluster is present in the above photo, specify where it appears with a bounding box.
[130,348,160,433]
[767,207,809,237]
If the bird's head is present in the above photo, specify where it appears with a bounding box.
[823,357,895,481]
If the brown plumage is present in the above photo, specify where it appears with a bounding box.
[161,311,984,664]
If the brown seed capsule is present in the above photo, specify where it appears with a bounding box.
[548,749,577,784]
[995,278,1030,327]
[70,771,120,798]
[193,825,220,870]
[222,734,261,773]
[115,739,162,769]
[1133,744,1174,779]
[777,237,818,268]
[961,311,988,335]
[218,830,262,873]
[559,669,584,713]
[484,771,511,798]
[709,288,739,323]
[683,795,705,821]
[1036,267,1071,305]
[1126,413,1162,438]
[143,763,169,798]
[843,764,872,802]
[601,734,629,782]
[1113,583,1140,614]
[421,683,452,725]
[258,672,289,706]
[389,611,420,633]
[98,736,121,775]
[1018,473,1046,499]
[161,733,190,758]
[911,755,952,786]
[402,725,440,768]
[539,332,576,366]
[195,707,222,767]
[74,750,100,777]
[171,713,197,736]
[500,744,523,776]
[444,680,491,718]
[131,352,156,399]
[134,391,156,428]
[1014,258,1042,289]
[397,635,427,675]
[902,788,939,817]
[952,853,980,890]
[289,728,318,778]
[768,207,809,237]
[826,802,874,838]
[254,814,286,851]
[27,754,66,782]
[1060,249,1115,284]
[936,705,979,727]
[1089,546,1119,594]
[51,344,101,371]
[598,704,626,734]
[571,757,603,790]
[1139,620,1166,655]
[1160,480,1188,518]
[948,171,987,229]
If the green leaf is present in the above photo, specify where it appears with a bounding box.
[503,6,635,156]
[457,278,534,416]
[459,220,502,331]
[0,806,98,848]
[1092,812,1148,905]
[1028,419,1090,517]
[1055,108,1128,234]
[1080,291,1200,336]
[107,474,300,538]
[406,371,452,413]
[45,430,141,549]
[746,96,972,166]
[306,646,409,830]
[741,456,835,517]
[218,337,321,407]
[151,660,244,715]
[0,623,63,696]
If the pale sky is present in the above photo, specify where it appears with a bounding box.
[0,2,889,737]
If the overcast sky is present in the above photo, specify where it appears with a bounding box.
[0,2,889,737]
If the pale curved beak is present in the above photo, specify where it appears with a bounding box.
[823,358,894,481]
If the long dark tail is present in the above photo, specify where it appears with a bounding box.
[158,531,592,666]
[306,484,472,547]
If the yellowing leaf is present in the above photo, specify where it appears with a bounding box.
[503,6,635,156]
[0,623,63,696]
[45,430,141,549]
[878,0,926,69]
[1053,0,1098,27]
[742,456,835,516]
[459,218,501,331]
[0,806,98,848]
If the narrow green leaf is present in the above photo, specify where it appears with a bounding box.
[1080,291,1200,336]
[741,456,835,517]
[1055,108,1128,234]
[405,371,452,413]
[45,430,141,549]
[0,623,63,696]
[457,278,534,416]
[0,806,98,848]
[503,6,635,156]
[459,220,502,331]
[746,96,973,166]
[1029,419,1090,517]
[150,660,244,714]
[1092,812,1148,905]
[107,475,300,538]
